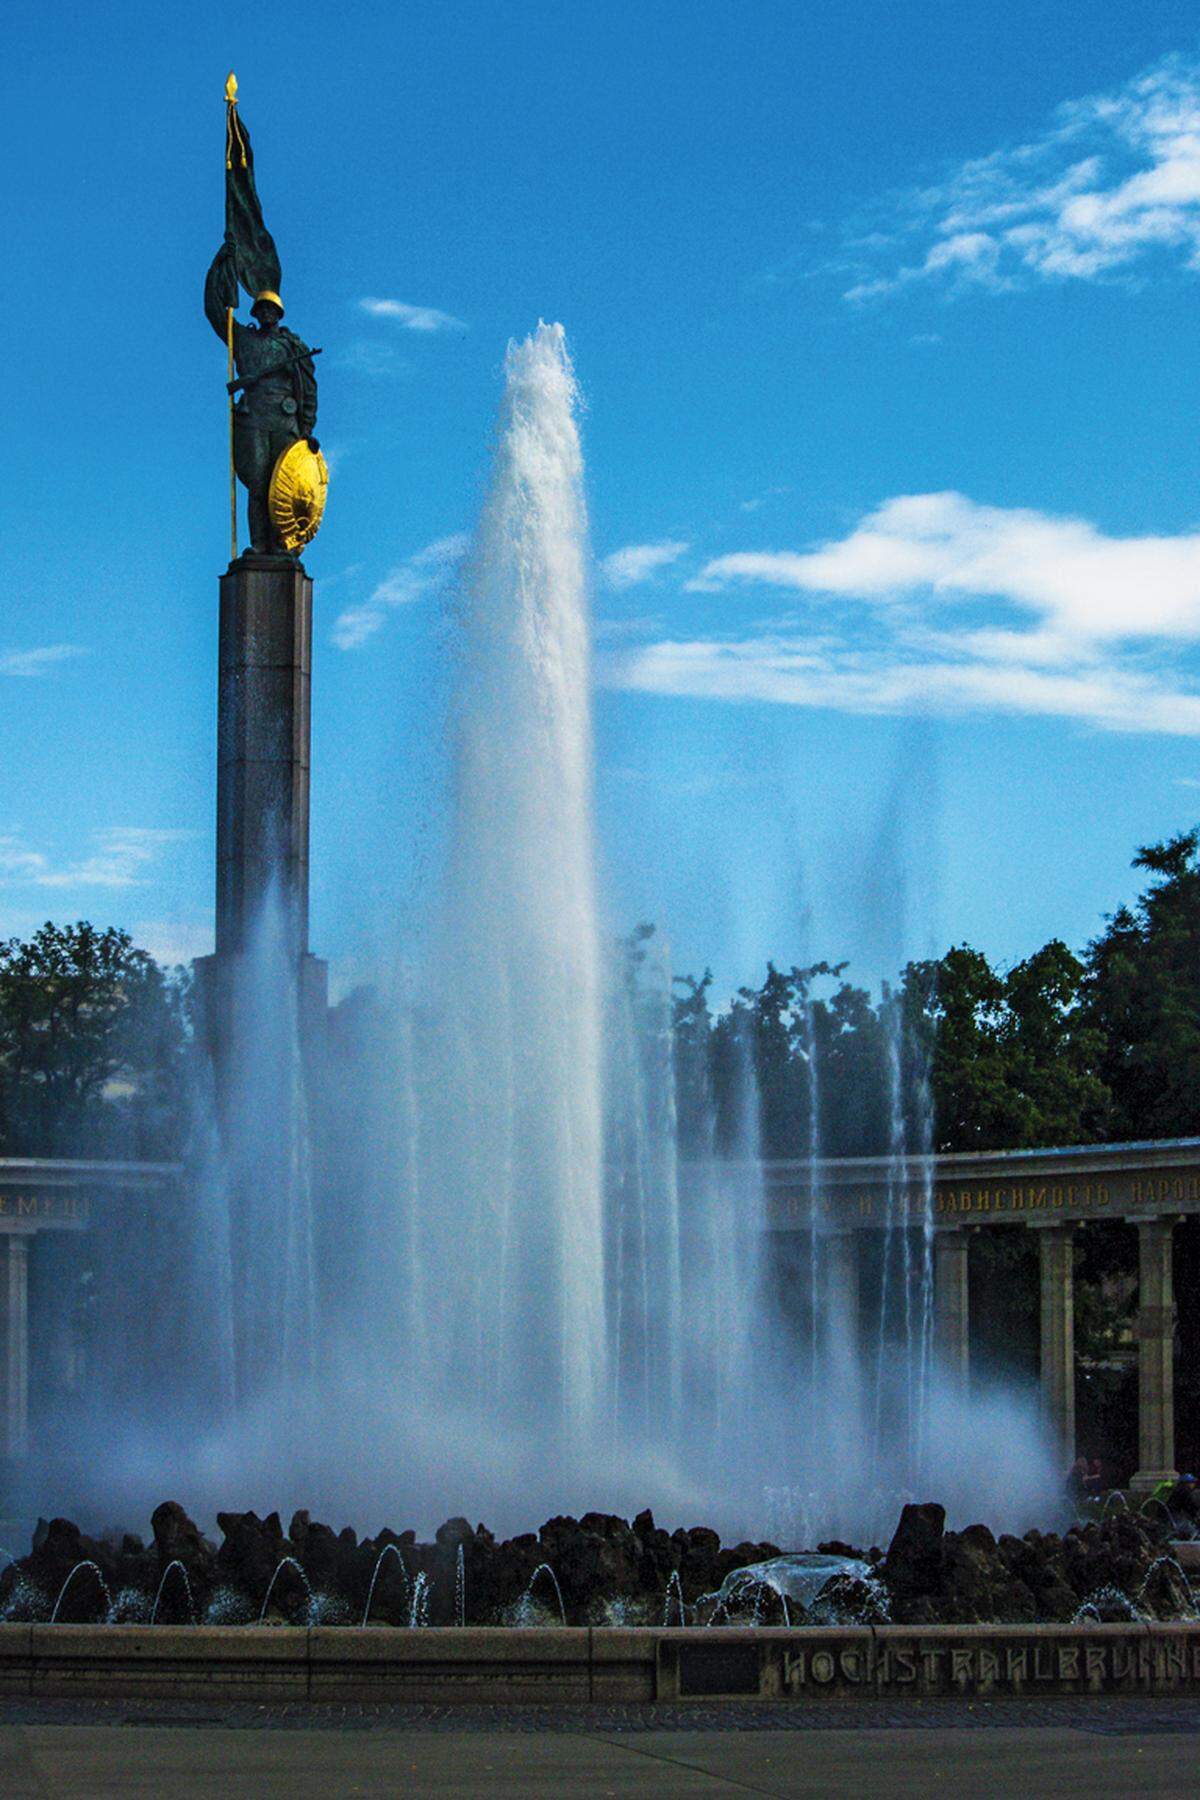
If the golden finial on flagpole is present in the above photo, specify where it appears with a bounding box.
[225,71,238,105]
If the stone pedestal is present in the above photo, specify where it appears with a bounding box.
[195,553,326,1060]
[0,1236,29,1461]
[1130,1216,1177,1493]
[934,1231,969,1389]
[216,553,313,961]
[1034,1223,1075,1469]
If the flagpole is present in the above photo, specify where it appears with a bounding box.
[225,72,239,561]
[227,309,237,560]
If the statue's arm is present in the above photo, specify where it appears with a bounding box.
[283,330,318,435]
[203,239,240,343]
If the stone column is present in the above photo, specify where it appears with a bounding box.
[1130,1216,1177,1493]
[825,1231,860,1330]
[1035,1223,1075,1470]
[823,1231,860,1380]
[215,553,314,962]
[934,1231,969,1389]
[194,553,327,1062]
[0,1235,29,1460]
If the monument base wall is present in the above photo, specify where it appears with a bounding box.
[2,1622,1199,1704]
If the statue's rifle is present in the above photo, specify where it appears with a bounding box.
[227,347,323,398]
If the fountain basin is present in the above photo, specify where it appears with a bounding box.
[2,1621,1200,1704]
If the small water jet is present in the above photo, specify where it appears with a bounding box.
[151,1560,196,1624]
[408,1571,431,1628]
[1135,1554,1197,1618]
[662,1569,686,1627]
[1072,1585,1140,1623]
[257,1557,314,1626]
[49,1562,112,1625]
[516,1564,567,1626]
[362,1543,411,1627]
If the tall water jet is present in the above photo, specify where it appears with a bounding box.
[221,884,317,1396]
[426,322,607,1444]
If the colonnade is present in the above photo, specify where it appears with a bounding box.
[928,1216,1178,1489]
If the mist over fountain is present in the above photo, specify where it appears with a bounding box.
[12,321,1059,1551]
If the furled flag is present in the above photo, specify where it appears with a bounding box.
[224,73,283,300]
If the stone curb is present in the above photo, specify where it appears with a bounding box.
[2,1622,1200,1703]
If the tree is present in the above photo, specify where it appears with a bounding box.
[999,941,1107,1146]
[0,921,187,1158]
[921,944,1011,1150]
[672,969,715,1157]
[813,972,888,1157]
[897,941,1107,1153]
[1084,829,1200,1139]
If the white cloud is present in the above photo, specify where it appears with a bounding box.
[599,540,690,590]
[359,297,467,333]
[608,490,1200,736]
[333,534,468,650]
[837,54,1200,301]
[0,839,48,881]
[0,644,85,677]
[0,828,192,890]
[608,635,1200,736]
[693,492,1200,644]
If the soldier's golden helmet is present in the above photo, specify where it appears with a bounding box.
[251,290,285,320]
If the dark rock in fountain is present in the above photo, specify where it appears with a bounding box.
[540,1514,640,1617]
[152,1501,216,1584]
[19,1518,132,1621]
[881,1502,947,1618]
[3,1497,1190,1629]
[288,1510,355,1605]
[632,1508,676,1590]
[877,1500,1186,1625]
[216,1510,290,1597]
[436,1517,474,1549]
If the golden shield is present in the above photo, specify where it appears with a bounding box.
[268,439,330,554]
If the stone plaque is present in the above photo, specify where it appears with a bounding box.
[677,1642,760,1696]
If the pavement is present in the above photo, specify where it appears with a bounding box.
[2,1697,1200,1796]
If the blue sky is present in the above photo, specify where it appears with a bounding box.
[6,0,1200,996]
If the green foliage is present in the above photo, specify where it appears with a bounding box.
[1083,829,1200,1140]
[0,921,188,1158]
[668,829,1197,1162]
[3,827,1195,1177]
[912,939,1108,1152]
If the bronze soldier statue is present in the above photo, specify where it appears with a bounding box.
[207,76,327,559]
[204,239,319,556]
